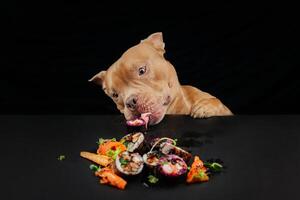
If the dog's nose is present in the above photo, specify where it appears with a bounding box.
[126,95,138,110]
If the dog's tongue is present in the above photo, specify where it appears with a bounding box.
[140,112,151,129]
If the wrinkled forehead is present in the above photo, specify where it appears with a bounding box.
[104,61,136,91]
[104,44,156,89]
[104,65,126,91]
[122,43,158,62]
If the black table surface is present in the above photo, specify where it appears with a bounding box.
[2,115,300,200]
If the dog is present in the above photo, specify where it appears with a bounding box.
[89,32,233,125]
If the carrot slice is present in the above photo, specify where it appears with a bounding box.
[187,156,209,183]
[95,168,127,190]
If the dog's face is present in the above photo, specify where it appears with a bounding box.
[90,33,178,125]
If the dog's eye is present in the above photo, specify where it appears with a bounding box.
[112,92,118,98]
[138,66,146,76]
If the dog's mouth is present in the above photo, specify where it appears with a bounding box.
[126,107,165,125]
[137,103,166,125]
[141,107,165,125]
[128,111,164,125]
[126,112,151,128]
[145,113,161,125]
[125,95,170,125]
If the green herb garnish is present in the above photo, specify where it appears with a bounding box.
[123,140,130,147]
[204,162,223,172]
[119,157,129,166]
[89,164,101,172]
[107,147,122,160]
[96,138,105,145]
[187,166,191,171]
[148,175,159,184]
[195,170,206,179]
[57,155,66,161]
[107,150,114,157]
[173,138,178,146]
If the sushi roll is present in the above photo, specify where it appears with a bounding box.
[115,151,144,175]
[143,151,160,168]
[160,142,192,162]
[150,137,174,147]
[158,154,188,177]
[120,132,145,153]
[142,151,161,179]
[147,137,176,153]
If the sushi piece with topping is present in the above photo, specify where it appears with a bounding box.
[115,151,144,175]
[148,137,177,153]
[142,137,173,152]
[150,137,174,147]
[120,132,145,152]
[143,151,160,168]
[158,154,188,177]
[160,142,192,162]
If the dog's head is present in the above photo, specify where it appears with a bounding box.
[90,33,179,125]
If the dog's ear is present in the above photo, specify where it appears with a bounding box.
[89,70,106,86]
[141,32,165,55]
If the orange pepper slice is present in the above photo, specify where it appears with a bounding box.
[187,156,209,183]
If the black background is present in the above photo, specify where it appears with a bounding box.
[5,2,300,114]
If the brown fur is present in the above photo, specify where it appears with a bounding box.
[90,33,232,124]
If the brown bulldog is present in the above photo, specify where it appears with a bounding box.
[90,32,233,125]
